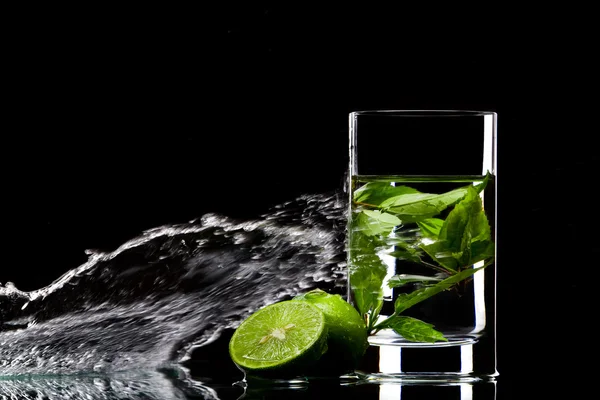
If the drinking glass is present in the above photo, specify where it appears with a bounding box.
[346,110,498,382]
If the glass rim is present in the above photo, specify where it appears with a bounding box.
[350,110,496,117]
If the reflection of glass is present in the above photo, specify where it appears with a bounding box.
[376,381,497,400]
[347,110,498,382]
[233,378,497,400]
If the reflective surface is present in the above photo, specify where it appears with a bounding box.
[0,371,500,400]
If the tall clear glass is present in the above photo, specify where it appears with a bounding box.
[347,110,498,382]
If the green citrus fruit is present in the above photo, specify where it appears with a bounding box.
[293,289,368,376]
[228,300,328,379]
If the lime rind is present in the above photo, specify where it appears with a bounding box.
[293,289,368,375]
[229,300,328,377]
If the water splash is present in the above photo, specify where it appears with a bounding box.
[0,192,348,399]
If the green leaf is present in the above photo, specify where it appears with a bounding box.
[357,209,401,237]
[388,274,444,288]
[420,186,494,271]
[477,172,491,193]
[392,266,485,315]
[384,235,423,263]
[381,315,447,343]
[347,226,388,323]
[348,255,387,324]
[470,240,495,264]
[348,254,388,290]
[354,182,421,206]
[379,187,469,223]
[348,212,393,253]
[417,218,444,238]
[386,248,422,264]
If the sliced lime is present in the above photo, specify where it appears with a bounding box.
[293,289,368,376]
[228,300,328,378]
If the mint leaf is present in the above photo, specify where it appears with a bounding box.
[354,182,420,205]
[381,315,447,343]
[379,187,469,223]
[420,186,494,271]
[392,266,485,315]
[470,240,495,265]
[358,209,401,237]
[385,236,423,264]
[416,218,444,238]
[388,274,444,288]
[378,177,490,224]
[348,254,387,319]
[347,221,388,327]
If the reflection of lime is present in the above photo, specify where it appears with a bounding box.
[228,300,328,378]
[293,289,368,376]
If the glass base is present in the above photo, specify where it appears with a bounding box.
[357,371,496,384]
[356,335,498,383]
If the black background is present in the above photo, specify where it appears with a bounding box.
[2,4,597,399]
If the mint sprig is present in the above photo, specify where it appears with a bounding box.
[348,174,494,341]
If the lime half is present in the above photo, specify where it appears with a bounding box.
[228,300,328,378]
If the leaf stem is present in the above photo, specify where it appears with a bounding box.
[354,201,381,209]
[418,257,453,275]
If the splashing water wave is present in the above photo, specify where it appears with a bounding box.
[0,192,348,398]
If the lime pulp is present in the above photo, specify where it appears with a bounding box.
[228,300,328,378]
